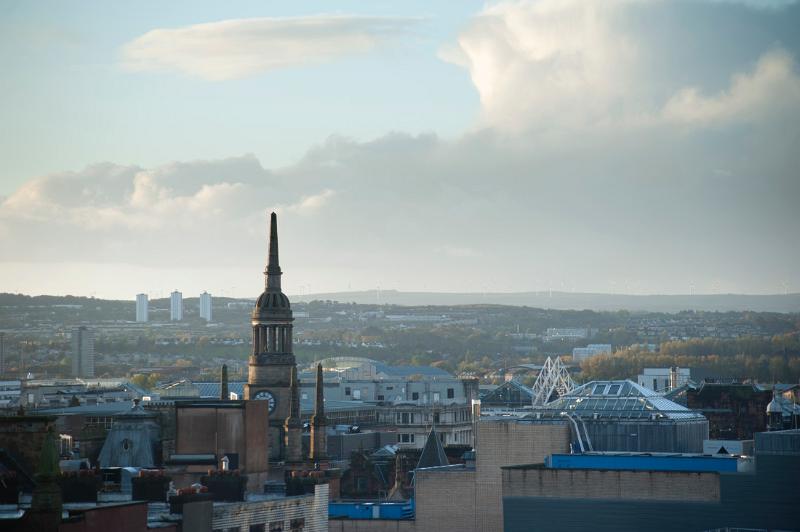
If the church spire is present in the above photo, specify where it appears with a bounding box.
[265,212,282,291]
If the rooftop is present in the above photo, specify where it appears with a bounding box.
[529,380,705,421]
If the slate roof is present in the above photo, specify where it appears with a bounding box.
[97,401,159,468]
[481,380,533,406]
[373,363,452,378]
[416,428,449,469]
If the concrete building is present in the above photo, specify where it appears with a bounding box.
[169,290,182,321]
[501,430,800,532]
[309,357,477,406]
[199,291,212,321]
[637,367,690,392]
[379,403,474,448]
[571,343,612,363]
[0,379,22,410]
[544,327,591,341]
[135,293,148,323]
[70,326,94,378]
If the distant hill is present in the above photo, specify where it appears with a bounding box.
[291,290,800,313]
[2,291,798,314]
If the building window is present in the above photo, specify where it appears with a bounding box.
[402,412,409,424]
[433,412,440,424]
[250,525,266,532]
[377,395,384,401]
[447,388,454,399]
[593,385,606,395]
[396,413,401,424]
[290,518,305,532]
[386,386,394,390]
[345,387,351,396]
[433,392,440,402]
[412,392,419,400]
[353,389,361,399]
[653,378,658,391]
[269,522,283,532]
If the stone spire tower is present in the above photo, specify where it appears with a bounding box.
[284,366,303,462]
[244,212,298,460]
[310,363,328,461]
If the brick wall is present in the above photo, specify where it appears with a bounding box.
[415,468,476,532]
[0,415,55,474]
[474,421,570,532]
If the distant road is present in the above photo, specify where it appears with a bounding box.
[291,290,800,313]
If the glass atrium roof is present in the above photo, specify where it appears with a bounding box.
[531,380,705,420]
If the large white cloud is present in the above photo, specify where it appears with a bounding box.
[442,0,800,133]
[122,15,419,81]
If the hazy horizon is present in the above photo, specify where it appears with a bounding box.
[2,1,799,299]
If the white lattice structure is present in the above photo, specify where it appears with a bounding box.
[531,356,575,407]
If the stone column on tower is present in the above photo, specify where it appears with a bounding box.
[220,364,229,400]
[284,365,303,462]
[310,363,328,461]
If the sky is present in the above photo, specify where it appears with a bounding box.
[1,0,799,300]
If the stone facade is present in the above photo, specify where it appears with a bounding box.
[174,400,269,490]
[210,483,329,532]
[0,415,56,477]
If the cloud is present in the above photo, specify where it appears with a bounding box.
[708,0,797,10]
[2,1,799,297]
[122,15,419,80]
[1,121,799,296]
[442,0,800,133]
[284,189,336,215]
[661,49,800,125]
[440,0,640,131]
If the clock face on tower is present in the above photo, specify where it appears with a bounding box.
[253,390,276,412]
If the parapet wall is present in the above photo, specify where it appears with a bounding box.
[503,467,721,502]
